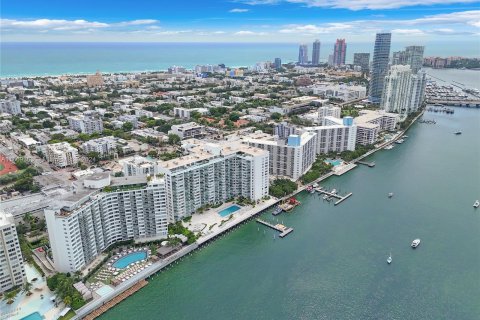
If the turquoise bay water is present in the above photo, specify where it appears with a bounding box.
[1,41,479,78]
[218,205,242,217]
[100,107,480,320]
[113,252,147,269]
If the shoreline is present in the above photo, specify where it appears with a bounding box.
[72,110,425,320]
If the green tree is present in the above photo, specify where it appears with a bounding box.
[122,122,134,132]
[271,112,282,120]
[229,112,240,122]
[168,134,181,145]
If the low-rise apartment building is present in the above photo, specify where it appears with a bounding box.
[169,122,204,139]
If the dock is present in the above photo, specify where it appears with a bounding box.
[356,160,375,167]
[316,188,353,206]
[83,279,148,320]
[256,219,294,238]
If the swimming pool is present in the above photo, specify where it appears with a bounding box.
[325,159,343,166]
[113,251,147,269]
[21,312,43,320]
[218,205,241,217]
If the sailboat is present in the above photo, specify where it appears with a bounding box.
[387,252,392,264]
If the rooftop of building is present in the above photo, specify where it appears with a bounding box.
[157,138,267,171]
[0,211,14,227]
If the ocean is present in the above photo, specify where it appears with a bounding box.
[1,41,479,78]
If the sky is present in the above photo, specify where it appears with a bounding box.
[1,0,480,43]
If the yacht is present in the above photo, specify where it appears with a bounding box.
[388,193,394,198]
[322,195,329,200]
[331,189,337,195]
[312,183,319,188]
[395,139,404,144]
[387,252,392,264]
[384,145,394,150]
[411,239,421,248]
[454,131,462,135]
[474,200,479,208]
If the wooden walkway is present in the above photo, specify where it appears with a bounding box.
[83,280,148,320]
[316,189,353,206]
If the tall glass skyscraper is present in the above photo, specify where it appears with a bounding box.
[298,44,308,65]
[369,33,391,103]
[312,40,321,65]
[333,39,346,66]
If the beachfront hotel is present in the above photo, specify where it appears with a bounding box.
[0,211,26,293]
[239,131,317,181]
[45,174,168,273]
[156,139,269,221]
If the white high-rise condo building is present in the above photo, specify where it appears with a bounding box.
[45,175,168,273]
[354,110,399,145]
[241,131,317,181]
[0,212,26,293]
[45,142,79,168]
[157,139,269,221]
[305,116,357,154]
[298,44,308,65]
[381,65,413,115]
[408,70,427,112]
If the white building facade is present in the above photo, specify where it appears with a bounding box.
[0,212,26,293]
[45,142,79,167]
[45,177,168,273]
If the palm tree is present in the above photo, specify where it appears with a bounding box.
[23,282,33,296]
[63,295,72,307]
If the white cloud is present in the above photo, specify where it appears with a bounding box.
[279,23,352,34]
[404,10,480,27]
[391,28,426,36]
[241,0,479,10]
[0,18,109,31]
[114,19,158,26]
[229,8,250,12]
[156,30,192,35]
[234,30,268,35]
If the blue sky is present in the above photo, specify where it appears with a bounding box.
[1,0,479,42]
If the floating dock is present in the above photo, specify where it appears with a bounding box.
[356,161,375,167]
[256,219,294,238]
[315,188,353,206]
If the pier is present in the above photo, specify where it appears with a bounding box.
[256,219,294,238]
[356,160,375,167]
[316,188,353,206]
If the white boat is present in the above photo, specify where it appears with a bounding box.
[322,195,329,200]
[384,145,394,150]
[331,189,337,194]
[454,131,462,135]
[411,239,421,248]
[474,200,479,208]
[387,252,392,264]
[312,183,319,188]
[388,193,394,198]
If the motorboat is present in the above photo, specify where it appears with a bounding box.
[388,193,394,198]
[395,139,404,144]
[322,195,329,200]
[387,252,392,264]
[454,131,462,135]
[411,239,421,248]
[474,200,479,208]
[331,189,337,194]
[312,183,319,188]
[384,145,394,150]
[272,206,283,216]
